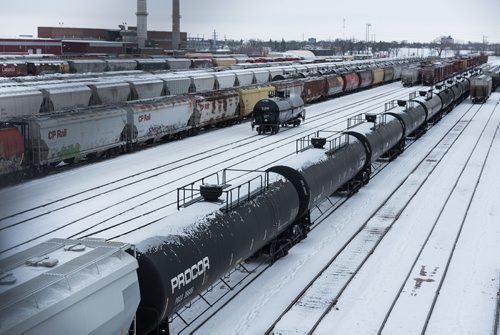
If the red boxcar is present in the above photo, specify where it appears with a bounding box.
[443,62,453,78]
[422,64,445,85]
[0,126,25,182]
[452,59,465,73]
[301,77,327,103]
[0,62,28,77]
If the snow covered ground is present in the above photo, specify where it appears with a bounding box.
[0,82,417,256]
[188,92,500,335]
[1,58,499,334]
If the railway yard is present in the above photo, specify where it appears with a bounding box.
[0,56,499,334]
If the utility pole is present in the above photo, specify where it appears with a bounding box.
[343,18,346,40]
[212,29,218,51]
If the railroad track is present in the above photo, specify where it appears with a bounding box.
[168,153,404,333]
[378,101,498,334]
[262,102,484,335]
[0,85,414,255]
[496,273,500,335]
[165,102,479,334]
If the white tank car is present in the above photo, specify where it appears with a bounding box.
[0,238,139,335]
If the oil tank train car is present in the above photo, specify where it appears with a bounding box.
[130,72,471,333]
[0,72,472,334]
[251,91,305,134]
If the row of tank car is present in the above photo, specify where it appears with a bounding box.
[251,56,490,136]
[0,69,475,335]
[401,54,487,87]
[130,71,474,334]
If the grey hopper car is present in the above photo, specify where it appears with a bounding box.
[470,75,492,103]
[68,59,107,73]
[105,59,138,72]
[0,87,43,120]
[15,106,130,166]
[252,92,305,134]
[0,238,139,335]
[401,67,421,87]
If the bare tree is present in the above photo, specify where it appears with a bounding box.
[431,35,454,57]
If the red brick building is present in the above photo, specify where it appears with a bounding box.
[38,26,187,50]
[0,38,62,55]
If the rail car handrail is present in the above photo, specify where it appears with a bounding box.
[222,173,269,212]
[326,133,350,154]
[295,131,319,153]
[347,113,387,129]
[347,113,365,129]
[177,172,221,209]
[177,169,271,211]
[295,130,342,153]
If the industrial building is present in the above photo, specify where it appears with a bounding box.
[0,0,187,56]
[38,26,187,51]
[0,37,63,55]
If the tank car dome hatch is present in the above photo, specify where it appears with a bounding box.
[365,112,378,123]
[200,184,224,201]
[311,137,327,149]
[397,100,407,107]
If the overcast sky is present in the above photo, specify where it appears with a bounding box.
[1,0,499,43]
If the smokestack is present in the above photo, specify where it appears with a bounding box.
[136,0,148,48]
[172,0,180,50]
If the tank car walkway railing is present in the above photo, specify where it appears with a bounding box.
[176,171,222,209]
[495,274,500,335]
[295,130,360,156]
[220,169,270,212]
[176,169,271,212]
[347,112,387,129]
[384,99,413,113]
